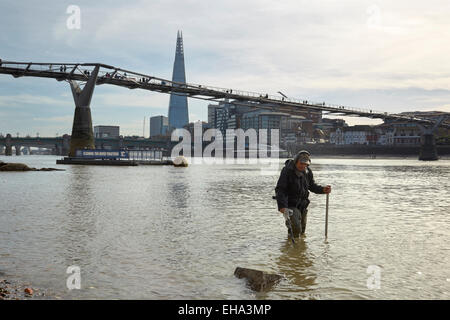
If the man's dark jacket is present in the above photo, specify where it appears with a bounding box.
[275,159,325,211]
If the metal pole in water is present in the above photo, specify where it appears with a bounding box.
[325,193,329,238]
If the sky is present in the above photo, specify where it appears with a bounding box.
[1,0,450,137]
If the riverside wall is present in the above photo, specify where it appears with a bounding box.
[290,144,450,157]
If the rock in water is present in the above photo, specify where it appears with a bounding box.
[0,162,65,172]
[173,156,188,167]
[234,267,283,292]
[0,162,33,171]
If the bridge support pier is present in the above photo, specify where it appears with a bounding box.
[5,146,12,156]
[5,134,12,156]
[62,134,70,156]
[419,133,438,161]
[52,144,63,156]
[68,66,100,157]
[15,145,21,156]
[418,116,446,161]
[23,146,31,155]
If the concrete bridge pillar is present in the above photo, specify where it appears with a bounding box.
[419,133,438,161]
[418,116,447,161]
[5,134,12,156]
[68,65,100,157]
[62,134,70,156]
[53,144,63,155]
[15,145,21,156]
[0,145,4,155]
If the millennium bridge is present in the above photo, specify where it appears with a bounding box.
[0,59,448,160]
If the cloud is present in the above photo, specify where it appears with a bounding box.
[2,0,450,135]
[32,115,73,123]
[25,0,450,91]
[0,94,71,107]
[421,104,450,113]
[93,91,169,109]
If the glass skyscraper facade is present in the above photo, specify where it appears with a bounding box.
[168,31,189,129]
[150,115,169,137]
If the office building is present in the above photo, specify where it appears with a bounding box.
[150,115,169,137]
[94,125,120,138]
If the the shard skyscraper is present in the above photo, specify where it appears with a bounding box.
[168,31,189,129]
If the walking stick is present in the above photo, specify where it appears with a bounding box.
[325,193,329,238]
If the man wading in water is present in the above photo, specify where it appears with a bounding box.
[275,150,331,238]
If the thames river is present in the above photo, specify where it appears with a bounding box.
[0,155,449,299]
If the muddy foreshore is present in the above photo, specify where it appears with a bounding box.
[0,278,48,300]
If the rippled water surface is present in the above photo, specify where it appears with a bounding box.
[1,155,449,299]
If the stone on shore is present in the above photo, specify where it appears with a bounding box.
[24,288,33,295]
[0,279,45,300]
[234,267,283,292]
[0,279,11,299]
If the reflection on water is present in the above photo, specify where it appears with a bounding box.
[276,239,316,292]
[62,167,97,266]
[0,155,449,299]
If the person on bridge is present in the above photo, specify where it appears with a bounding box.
[275,150,331,238]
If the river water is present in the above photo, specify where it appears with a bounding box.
[0,155,449,299]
